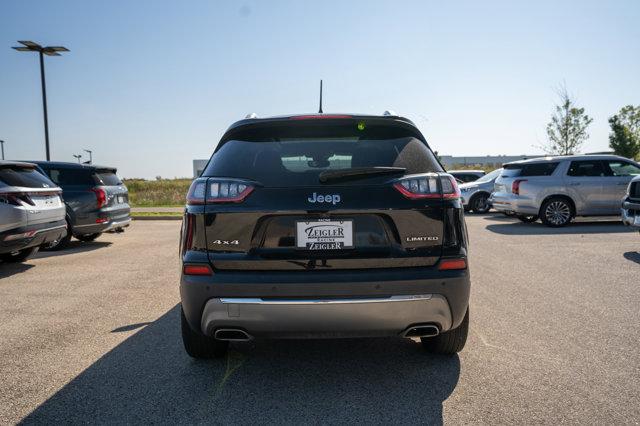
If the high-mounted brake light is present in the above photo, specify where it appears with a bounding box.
[393,174,461,200]
[91,188,107,209]
[187,178,254,205]
[512,179,527,195]
[290,115,352,120]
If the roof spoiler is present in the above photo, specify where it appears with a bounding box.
[0,162,36,169]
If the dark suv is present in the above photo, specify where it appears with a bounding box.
[180,114,470,358]
[30,162,131,249]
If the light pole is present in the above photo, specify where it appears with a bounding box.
[83,149,92,164]
[0,140,4,160]
[12,41,69,161]
[73,154,82,163]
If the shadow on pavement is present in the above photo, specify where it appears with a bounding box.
[623,252,640,265]
[485,220,632,235]
[22,305,460,425]
[111,322,153,333]
[0,262,34,279]
[33,241,112,259]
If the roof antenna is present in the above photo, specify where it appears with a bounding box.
[318,79,323,113]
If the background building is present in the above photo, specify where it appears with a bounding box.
[439,155,543,169]
[193,159,208,178]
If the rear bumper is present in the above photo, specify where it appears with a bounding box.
[74,215,131,235]
[621,199,640,228]
[489,193,539,215]
[181,267,470,339]
[200,295,453,339]
[0,220,67,254]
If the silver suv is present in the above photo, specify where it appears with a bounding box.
[0,161,67,262]
[622,175,640,231]
[490,155,640,227]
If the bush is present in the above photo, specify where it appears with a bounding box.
[124,178,192,207]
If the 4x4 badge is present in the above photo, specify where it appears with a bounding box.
[212,240,239,245]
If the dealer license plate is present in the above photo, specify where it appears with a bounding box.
[296,220,354,250]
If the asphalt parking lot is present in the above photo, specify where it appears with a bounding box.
[1,216,639,425]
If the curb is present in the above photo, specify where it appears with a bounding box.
[132,215,182,221]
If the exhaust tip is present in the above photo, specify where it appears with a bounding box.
[214,328,252,341]
[402,324,440,338]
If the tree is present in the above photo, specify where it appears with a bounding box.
[544,87,593,155]
[608,105,640,160]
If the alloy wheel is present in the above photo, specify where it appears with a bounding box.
[544,201,571,225]
[474,195,489,213]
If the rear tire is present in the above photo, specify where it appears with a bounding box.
[540,197,573,227]
[0,246,39,263]
[77,233,101,242]
[471,193,491,214]
[421,308,469,355]
[516,214,538,223]
[181,306,228,359]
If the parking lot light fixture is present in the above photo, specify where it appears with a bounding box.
[12,41,69,161]
[0,140,5,160]
[83,149,93,164]
[73,154,82,163]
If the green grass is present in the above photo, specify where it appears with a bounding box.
[124,178,191,207]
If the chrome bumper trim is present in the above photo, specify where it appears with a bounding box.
[219,295,433,305]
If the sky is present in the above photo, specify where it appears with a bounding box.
[1,0,639,179]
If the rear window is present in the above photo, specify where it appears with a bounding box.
[451,173,480,183]
[475,168,502,183]
[0,166,56,189]
[203,123,441,186]
[94,171,122,186]
[46,168,95,186]
[504,162,559,177]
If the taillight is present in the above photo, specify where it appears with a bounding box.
[186,178,254,205]
[512,179,527,195]
[0,192,35,206]
[3,230,37,241]
[183,264,213,276]
[393,174,461,200]
[91,188,107,208]
[438,258,467,271]
[182,213,195,255]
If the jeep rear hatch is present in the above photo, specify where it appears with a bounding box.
[195,117,454,271]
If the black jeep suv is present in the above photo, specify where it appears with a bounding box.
[180,114,470,358]
[30,162,131,249]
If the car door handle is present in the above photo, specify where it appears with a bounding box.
[570,182,581,186]
[617,183,628,186]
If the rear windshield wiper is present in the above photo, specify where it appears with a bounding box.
[319,167,406,184]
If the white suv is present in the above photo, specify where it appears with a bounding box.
[0,161,67,262]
